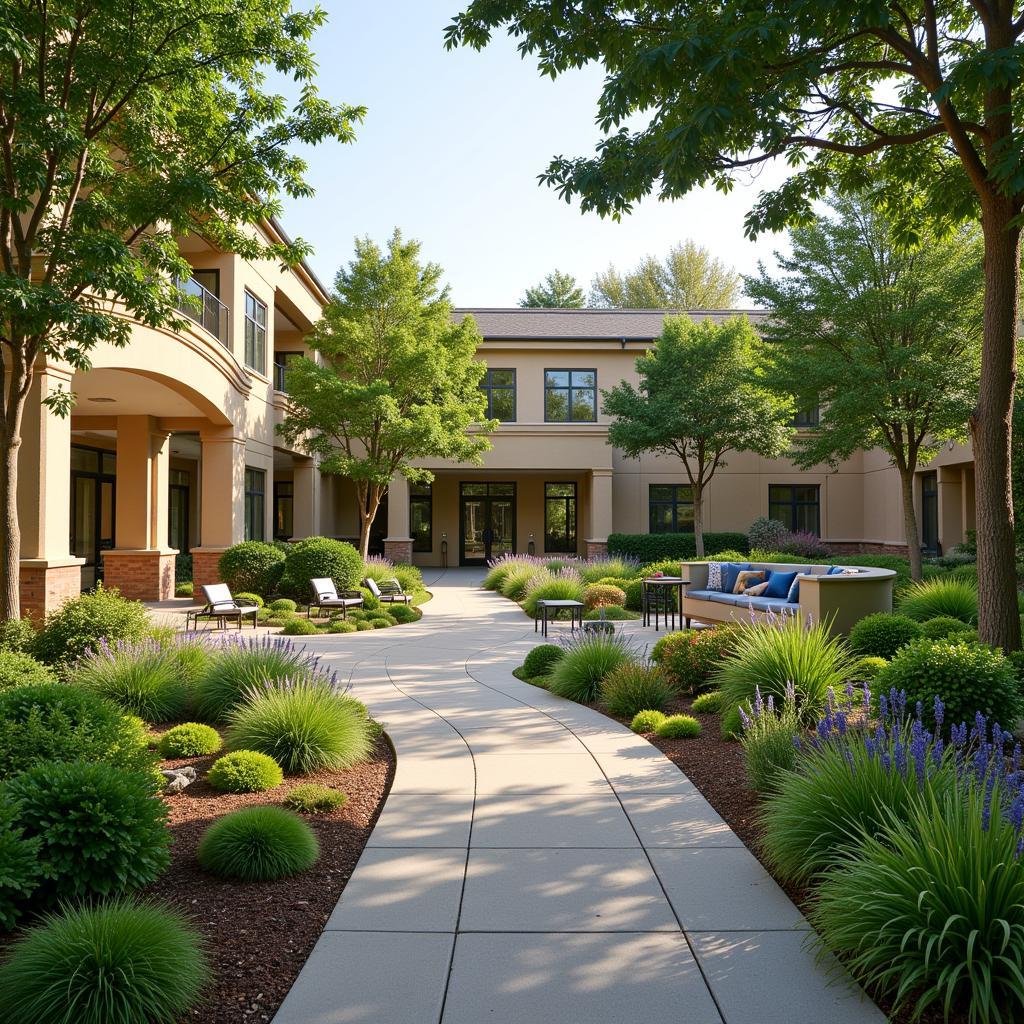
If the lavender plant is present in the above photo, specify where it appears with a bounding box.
[738,683,802,794]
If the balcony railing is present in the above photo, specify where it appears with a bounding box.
[175,276,230,347]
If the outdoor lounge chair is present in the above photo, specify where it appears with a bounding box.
[308,577,364,619]
[186,583,259,631]
[365,576,413,605]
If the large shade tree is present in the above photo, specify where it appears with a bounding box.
[278,230,495,557]
[447,0,1024,650]
[748,194,984,581]
[0,0,361,619]
[520,269,585,307]
[589,240,740,309]
[603,316,793,558]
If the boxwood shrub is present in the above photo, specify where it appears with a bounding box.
[0,649,54,690]
[522,644,564,678]
[281,537,364,599]
[217,541,285,597]
[207,750,283,793]
[847,613,923,659]
[607,532,749,562]
[0,800,41,930]
[158,723,222,758]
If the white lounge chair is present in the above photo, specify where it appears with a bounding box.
[187,583,259,630]
[308,577,364,619]
[364,577,413,605]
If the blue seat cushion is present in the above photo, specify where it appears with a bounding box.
[685,590,719,601]
[707,592,745,606]
[764,569,798,599]
[744,596,799,614]
[721,562,751,594]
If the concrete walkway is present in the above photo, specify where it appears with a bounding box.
[273,570,883,1024]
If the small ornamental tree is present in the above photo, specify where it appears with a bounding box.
[748,195,983,581]
[603,316,793,558]
[278,230,495,557]
[520,269,585,307]
[0,0,361,619]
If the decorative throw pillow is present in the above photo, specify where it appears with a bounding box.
[787,573,810,604]
[744,581,771,597]
[764,569,799,599]
[706,563,724,592]
[733,570,766,594]
[721,562,751,594]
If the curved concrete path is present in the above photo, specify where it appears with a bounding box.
[273,570,883,1024]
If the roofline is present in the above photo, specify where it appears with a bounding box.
[266,214,332,307]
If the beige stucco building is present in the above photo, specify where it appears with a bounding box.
[16,252,977,616]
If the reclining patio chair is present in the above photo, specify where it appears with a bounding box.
[308,577,364,619]
[186,584,259,631]
[364,576,413,606]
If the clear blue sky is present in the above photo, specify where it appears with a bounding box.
[279,0,792,307]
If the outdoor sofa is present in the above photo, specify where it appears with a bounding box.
[680,559,897,635]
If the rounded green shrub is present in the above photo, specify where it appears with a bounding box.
[269,598,297,613]
[175,581,194,598]
[71,641,188,723]
[547,633,637,703]
[599,663,675,718]
[283,783,348,814]
[847,613,923,659]
[197,805,319,881]
[0,801,41,930]
[282,617,319,636]
[0,649,54,690]
[876,638,1020,733]
[897,577,978,624]
[234,591,264,608]
[0,616,37,654]
[846,655,888,685]
[390,563,424,593]
[192,637,333,722]
[0,683,153,777]
[920,614,977,639]
[225,683,373,774]
[364,616,391,629]
[32,585,150,668]
[597,576,642,610]
[355,620,374,631]
[584,605,638,620]
[327,620,359,634]
[582,583,626,610]
[691,691,724,714]
[207,750,283,792]
[2,760,170,903]
[522,644,565,678]
[0,897,208,1024]
[388,604,419,624]
[655,714,702,739]
[158,723,222,758]
[522,576,585,618]
[281,537,364,599]
[217,541,285,596]
[630,709,667,733]
[657,626,742,694]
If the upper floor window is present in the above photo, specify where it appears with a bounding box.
[545,369,597,422]
[480,368,516,421]
[244,292,267,376]
[791,406,820,428]
[274,351,302,393]
[769,484,820,536]
[649,484,694,534]
[244,467,266,541]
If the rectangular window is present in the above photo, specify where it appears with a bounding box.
[544,369,597,422]
[480,368,516,422]
[791,406,820,428]
[649,484,694,534]
[273,351,303,393]
[244,468,266,541]
[244,292,267,376]
[769,484,821,535]
[191,269,220,299]
[274,480,294,541]
[410,482,432,552]
[544,482,577,553]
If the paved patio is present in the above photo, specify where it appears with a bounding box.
[272,569,883,1024]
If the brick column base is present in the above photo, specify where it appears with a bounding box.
[103,550,177,602]
[585,540,609,559]
[191,548,226,596]
[384,538,414,565]
[19,560,84,621]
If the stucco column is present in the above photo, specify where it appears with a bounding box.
[18,366,83,618]
[104,417,176,601]
[292,459,320,539]
[384,473,413,564]
[192,428,246,592]
[937,465,964,555]
[586,469,614,558]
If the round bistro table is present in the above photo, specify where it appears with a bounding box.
[641,576,688,631]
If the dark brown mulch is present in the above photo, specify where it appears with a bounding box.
[147,735,395,1024]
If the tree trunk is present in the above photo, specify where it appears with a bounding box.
[356,482,383,560]
[0,433,21,620]
[693,482,705,559]
[974,201,1022,651]
[898,467,923,583]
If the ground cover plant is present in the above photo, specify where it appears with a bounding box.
[283,783,348,813]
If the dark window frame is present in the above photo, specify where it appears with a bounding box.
[410,482,433,553]
[191,268,220,299]
[791,406,820,428]
[544,368,598,423]
[479,368,517,422]
[768,483,821,536]
[244,290,267,376]
[648,484,695,534]
[273,350,303,393]
[273,479,294,541]
[244,467,266,541]
[544,481,578,553]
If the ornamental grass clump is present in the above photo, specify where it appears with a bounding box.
[500,563,549,602]
[691,691,724,714]
[0,897,208,1024]
[547,631,638,703]
[71,639,188,723]
[197,805,319,881]
[579,556,642,583]
[655,714,701,739]
[897,577,978,624]
[225,682,373,774]
[600,663,675,718]
[521,572,585,618]
[482,554,537,591]
[738,683,802,794]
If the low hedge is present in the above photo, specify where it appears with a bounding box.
[607,532,749,563]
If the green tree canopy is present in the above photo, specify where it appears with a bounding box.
[446,0,1024,648]
[278,230,495,557]
[747,194,984,580]
[589,241,740,309]
[603,316,793,557]
[520,269,585,307]
[0,0,361,617]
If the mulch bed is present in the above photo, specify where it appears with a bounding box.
[147,734,395,1024]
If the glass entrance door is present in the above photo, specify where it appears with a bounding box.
[460,482,515,565]
[921,471,939,556]
[70,445,116,589]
